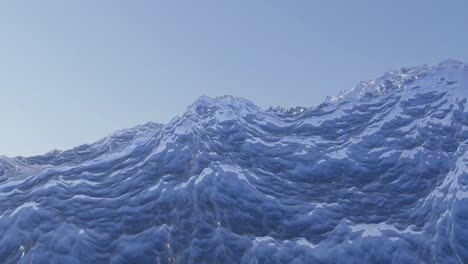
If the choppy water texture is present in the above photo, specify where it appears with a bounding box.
[1,60,468,263]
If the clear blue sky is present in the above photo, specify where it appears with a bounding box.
[1,0,467,156]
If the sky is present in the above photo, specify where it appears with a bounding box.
[0,0,467,156]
